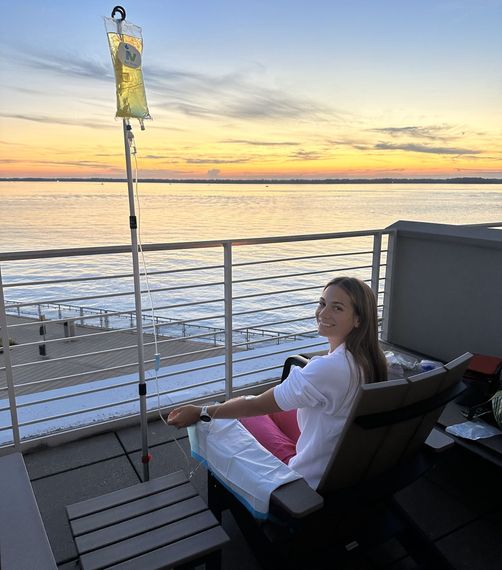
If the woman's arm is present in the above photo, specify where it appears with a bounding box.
[166,387,281,428]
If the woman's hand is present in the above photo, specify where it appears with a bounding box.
[167,404,201,428]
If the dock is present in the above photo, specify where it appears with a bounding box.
[1,315,226,397]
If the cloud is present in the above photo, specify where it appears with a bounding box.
[324,138,371,151]
[220,139,300,146]
[4,85,46,96]
[186,158,250,164]
[13,47,111,82]
[146,64,336,122]
[0,158,112,169]
[325,134,487,157]
[369,126,454,140]
[0,140,25,146]
[142,168,194,176]
[9,45,342,123]
[207,169,221,177]
[225,91,321,120]
[374,142,481,155]
[289,150,323,160]
[0,112,112,129]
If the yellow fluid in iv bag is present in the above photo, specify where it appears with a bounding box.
[105,19,151,122]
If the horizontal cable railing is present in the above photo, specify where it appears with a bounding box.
[0,228,391,449]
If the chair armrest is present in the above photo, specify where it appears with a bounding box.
[281,355,310,381]
[425,427,455,452]
[270,478,324,518]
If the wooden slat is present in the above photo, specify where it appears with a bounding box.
[67,471,187,520]
[79,510,218,570]
[75,495,207,554]
[0,453,57,570]
[105,526,229,570]
[71,483,197,537]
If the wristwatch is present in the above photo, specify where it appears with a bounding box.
[199,405,211,422]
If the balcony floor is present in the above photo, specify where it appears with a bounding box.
[23,419,502,570]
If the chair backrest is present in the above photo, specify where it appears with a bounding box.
[318,352,472,495]
[405,352,472,453]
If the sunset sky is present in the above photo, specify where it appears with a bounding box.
[2,0,502,179]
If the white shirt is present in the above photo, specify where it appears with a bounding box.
[273,344,361,489]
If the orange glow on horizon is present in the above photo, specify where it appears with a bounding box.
[2,113,502,180]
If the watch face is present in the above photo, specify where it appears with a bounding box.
[200,406,211,422]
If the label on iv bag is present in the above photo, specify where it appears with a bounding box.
[117,43,142,69]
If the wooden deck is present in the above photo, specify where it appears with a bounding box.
[1,315,226,397]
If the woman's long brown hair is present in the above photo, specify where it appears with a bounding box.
[324,276,388,383]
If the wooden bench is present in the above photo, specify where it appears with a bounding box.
[66,470,229,570]
[0,452,57,570]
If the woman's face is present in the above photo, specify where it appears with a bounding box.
[315,284,360,347]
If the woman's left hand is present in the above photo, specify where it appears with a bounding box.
[167,405,201,428]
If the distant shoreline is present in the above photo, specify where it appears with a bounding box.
[2,177,502,184]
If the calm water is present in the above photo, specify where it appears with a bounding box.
[1,181,500,330]
[1,181,501,251]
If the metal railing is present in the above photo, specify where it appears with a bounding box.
[0,228,392,450]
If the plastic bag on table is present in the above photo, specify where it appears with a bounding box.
[446,420,501,440]
[385,351,406,378]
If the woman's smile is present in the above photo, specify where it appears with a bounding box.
[315,284,360,349]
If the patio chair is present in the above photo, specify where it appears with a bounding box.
[207,352,472,570]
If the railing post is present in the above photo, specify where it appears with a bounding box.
[223,243,233,400]
[0,266,21,450]
[380,230,395,342]
[371,232,382,296]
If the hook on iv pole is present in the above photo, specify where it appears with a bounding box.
[111,5,126,20]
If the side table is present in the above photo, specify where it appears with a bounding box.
[66,470,229,570]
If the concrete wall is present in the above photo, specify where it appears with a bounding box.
[381,221,502,361]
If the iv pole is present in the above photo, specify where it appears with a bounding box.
[112,5,150,482]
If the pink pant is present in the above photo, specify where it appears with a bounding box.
[240,409,300,465]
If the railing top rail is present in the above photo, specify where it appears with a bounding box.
[1,223,499,263]
[460,221,502,228]
[0,228,389,262]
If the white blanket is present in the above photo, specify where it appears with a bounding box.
[188,419,302,519]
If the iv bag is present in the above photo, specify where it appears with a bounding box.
[104,17,151,124]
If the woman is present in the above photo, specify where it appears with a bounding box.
[167,276,388,489]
